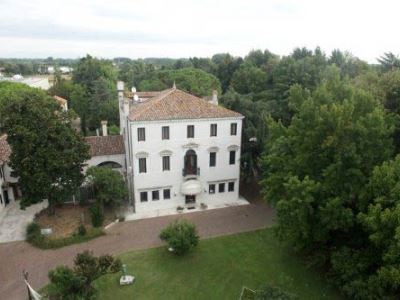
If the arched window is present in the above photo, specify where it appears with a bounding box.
[97,161,123,169]
[184,149,198,176]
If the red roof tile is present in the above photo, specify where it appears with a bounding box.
[84,135,125,157]
[0,134,11,163]
[128,88,243,121]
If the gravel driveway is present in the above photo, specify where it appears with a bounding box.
[0,202,275,300]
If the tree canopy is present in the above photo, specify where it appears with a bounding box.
[0,82,90,209]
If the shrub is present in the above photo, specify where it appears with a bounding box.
[110,258,122,273]
[26,222,44,244]
[77,224,87,236]
[47,266,90,300]
[26,227,104,249]
[90,204,104,227]
[159,219,199,255]
[46,251,121,300]
[86,166,127,208]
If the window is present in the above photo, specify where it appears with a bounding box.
[162,126,169,140]
[210,123,217,137]
[219,183,225,193]
[138,127,146,141]
[152,190,160,201]
[139,158,147,173]
[187,125,194,138]
[162,156,170,171]
[140,191,148,202]
[209,184,216,194]
[209,152,216,167]
[230,123,237,135]
[229,151,236,165]
[228,182,235,192]
[163,189,171,200]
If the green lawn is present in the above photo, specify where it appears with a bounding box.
[94,229,343,300]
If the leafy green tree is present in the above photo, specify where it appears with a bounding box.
[0,83,90,212]
[72,54,117,93]
[137,68,221,97]
[48,266,88,300]
[87,166,127,208]
[211,53,243,92]
[159,219,199,256]
[47,251,121,300]
[230,66,268,94]
[261,79,394,267]
[220,90,269,180]
[378,52,400,72]
[72,55,118,132]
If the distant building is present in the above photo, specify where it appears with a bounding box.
[0,75,53,90]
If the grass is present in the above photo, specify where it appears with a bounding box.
[94,229,343,300]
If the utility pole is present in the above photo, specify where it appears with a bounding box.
[23,270,32,300]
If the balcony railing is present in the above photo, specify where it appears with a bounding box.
[182,167,200,177]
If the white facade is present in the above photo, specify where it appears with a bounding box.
[129,118,242,213]
[118,82,244,215]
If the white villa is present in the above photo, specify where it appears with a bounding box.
[117,82,244,216]
[0,83,245,218]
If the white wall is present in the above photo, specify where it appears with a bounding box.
[128,117,243,213]
[84,154,126,175]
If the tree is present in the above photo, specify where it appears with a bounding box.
[377,52,400,72]
[260,78,395,298]
[47,251,121,300]
[230,66,268,94]
[0,82,90,211]
[159,219,199,255]
[137,68,221,97]
[220,90,269,180]
[211,53,243,92]
[86,166,127,208]
[72,54,117,93]
[72,55,118,132]
[48,266,88,300]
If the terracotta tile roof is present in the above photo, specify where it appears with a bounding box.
[128,88,243,121]
[0,134,124,163]
[0,134,11,163]
[53,95,67,105]
[84,135,125,157]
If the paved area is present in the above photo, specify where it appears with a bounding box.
[0,200,48,243]
[0,202,275,300]
[125,196,249,220]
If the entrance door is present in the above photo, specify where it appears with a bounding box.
[4,190,9,205]
[185,195,196,204]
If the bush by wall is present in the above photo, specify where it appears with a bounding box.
[25,222,104,249]
[90,204,104,227]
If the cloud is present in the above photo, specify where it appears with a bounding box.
[0,0,399,62]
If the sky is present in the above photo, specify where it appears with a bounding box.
[0,0,399,63]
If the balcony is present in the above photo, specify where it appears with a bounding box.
[182,167,200,177]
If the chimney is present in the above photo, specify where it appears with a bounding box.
[117,81,125,134]
[124,98,130,117]
[101,120,108,136]
[211,90,218,105]
[117,81,124,92]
